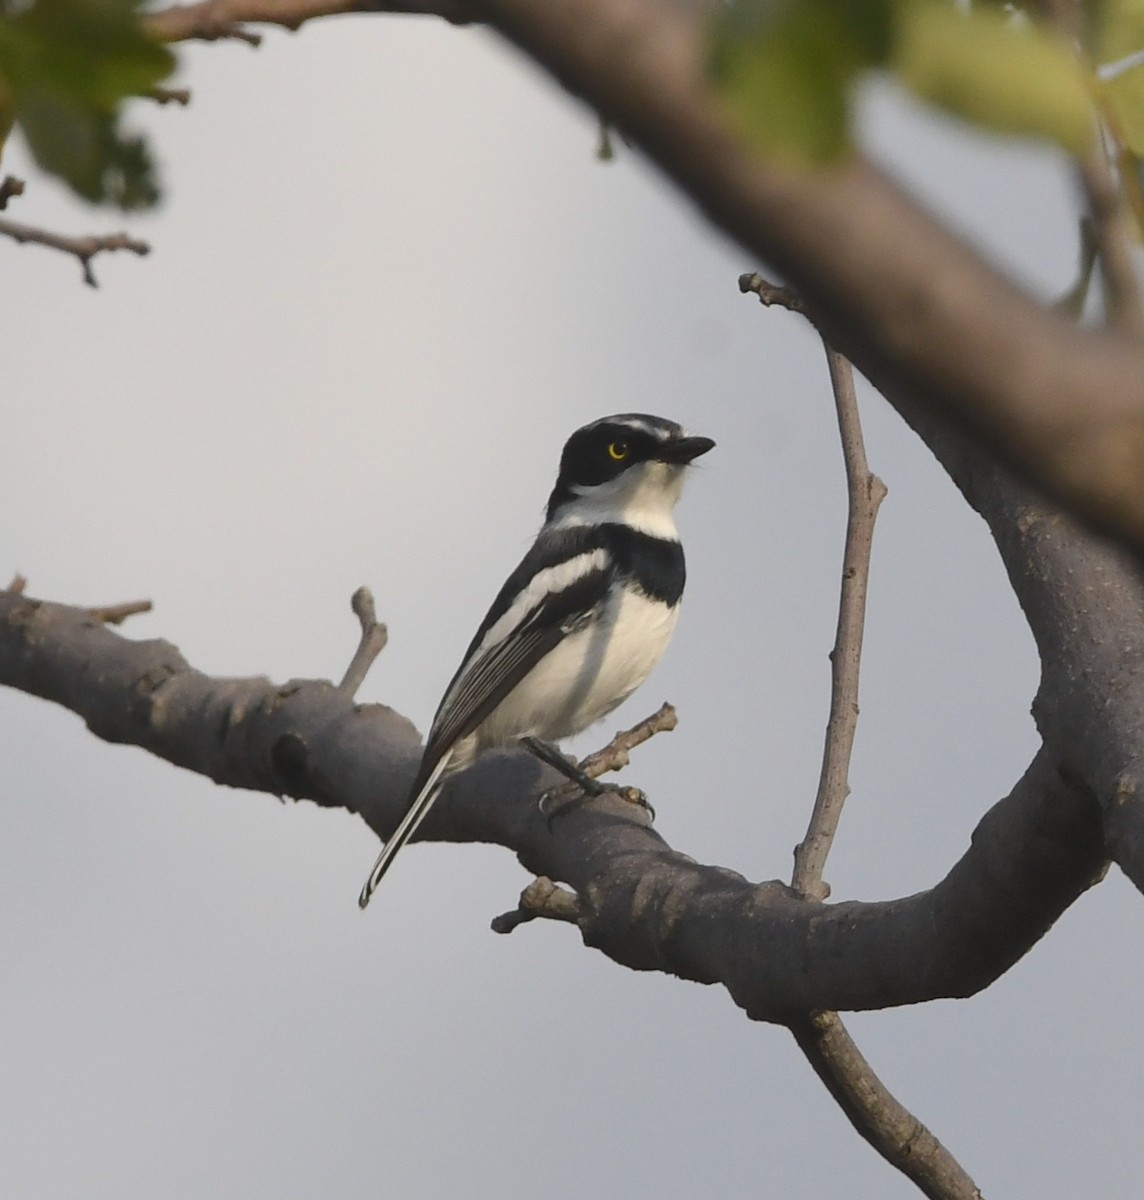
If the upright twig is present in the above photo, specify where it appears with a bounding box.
[792,348,887,900]
[573,701,676,780]
[791,343,980,1200]
[338,586,388,696]
[743,275,983,1200]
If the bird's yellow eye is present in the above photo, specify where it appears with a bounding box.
[607,441,629,461]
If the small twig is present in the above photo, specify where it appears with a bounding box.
[491,875,581,934]
[143,86,193,105]
[5,574,27,594]
[145,0,472,44]
[791,1014,984,1200]
[338,586,388,696]
[86,600,154,625]
[539,701,677,810]
[577,701,677,778]
[1036,0,1144,334]
[792,347,887,900]
[745,277,981,1198]
[738,271,808,316]
[0,217,149,286]
[0,176,25,211]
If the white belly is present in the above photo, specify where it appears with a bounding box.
[476,589,679,749]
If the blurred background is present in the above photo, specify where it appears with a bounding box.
[1,17,1140,1198]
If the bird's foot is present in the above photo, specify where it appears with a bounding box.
[522,737,654,829]
[538,780,655,829]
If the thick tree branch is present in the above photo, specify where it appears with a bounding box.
[857,383,1139,888]
[141,0,1144,553]
[470,0,1144,558]
[141,0,1144,555]
[0,593,1102,1021]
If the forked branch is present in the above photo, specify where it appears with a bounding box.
[0,216,149,286]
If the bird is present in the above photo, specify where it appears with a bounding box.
[358,412,714,908]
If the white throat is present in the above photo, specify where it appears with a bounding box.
[550,460,684,540]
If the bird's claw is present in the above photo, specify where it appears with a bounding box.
[539,780,655,831]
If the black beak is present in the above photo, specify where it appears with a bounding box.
[659,435,716,465]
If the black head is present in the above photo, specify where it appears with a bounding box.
[545,413,715,522]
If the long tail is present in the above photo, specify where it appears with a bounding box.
[358,756,452,909]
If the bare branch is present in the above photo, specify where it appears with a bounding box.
[0,176,24,211]
[143,86,193,105]
[772,336,975,1198]
[144,0,471,43]
[135,0,1144,560]
[0,593,1104,1019]
[0,217,149,286]
[491,876,581,934]
[338,586,388,696]
[576,701,677,780]
[792,1014,984,1200]
[476,0,1144,558]
[738,272,807,317]
[793,348,887,900]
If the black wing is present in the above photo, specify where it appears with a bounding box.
[410,528,614,795]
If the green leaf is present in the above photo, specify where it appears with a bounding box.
[0,0,172,207]
[709,0,894,164]
[1095,0,1144,66]
[18,86,158,207]
[895,4,1094,154]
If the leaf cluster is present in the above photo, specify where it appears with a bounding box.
[0,0,173,208]
[709,0,1144,165]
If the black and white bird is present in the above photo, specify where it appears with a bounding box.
[358,413,714,908]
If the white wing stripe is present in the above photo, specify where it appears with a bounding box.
[476,549,609,655]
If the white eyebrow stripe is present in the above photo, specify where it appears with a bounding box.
[476,548,610,655]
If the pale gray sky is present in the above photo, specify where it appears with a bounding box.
[2,19,1141,1199]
